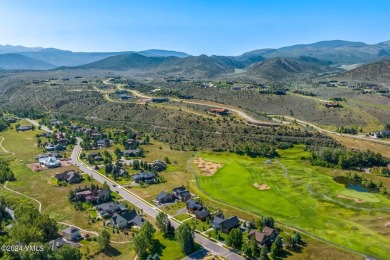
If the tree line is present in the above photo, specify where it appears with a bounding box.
[310,147,389,170]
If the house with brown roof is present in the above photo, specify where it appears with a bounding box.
[55,170,82,184]
[209,108,229,115]
[248,229,269,246]
[247,226,279,247]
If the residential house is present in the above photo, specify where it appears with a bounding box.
[75,188,92,201]
[6,117,18,123]
[48,238,77,251]
[90,130,102,139]
[132,172,156,184]
[94,155,103,161]
[248,226,279,247]
[248,230,269,246]
[194,209,211,221]
[37,152,62,160]
[172,186,192,202]
[96,139,110,148]
[186,199,203,213]
[41,132,53,138]
[58,138,69,145]
[62,227,82,241]
[98,189,111,202]
[151,160,167,172]
[211,215,240,234]
[262,226,279,242]
[152,97,169,103]
[55,170,82,184]
[74,188,110,203]
[324,101,340,108]
[155,191,174,204]
[46,144,66,151]
[50,120,63,126]
[123,149,141,157]
[38,156,61,168]
[95,202,127,218]
[209,108,229,115]
[373,129,390,138]
[120,94,133,99]
[17,125,32,131]
[110,209,144,229]
[118,168,128,177]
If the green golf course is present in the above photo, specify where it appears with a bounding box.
[194,145,390,259]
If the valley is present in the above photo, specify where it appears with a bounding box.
[1,40,390,260]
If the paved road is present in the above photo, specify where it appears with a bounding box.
[268,115,390,146]
[71,137,244,260]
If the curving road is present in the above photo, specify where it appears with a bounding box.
[126,89,390,147]
[70,137,244,260]
[268,114,390,146]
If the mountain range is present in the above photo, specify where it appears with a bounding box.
[0,40,389,80]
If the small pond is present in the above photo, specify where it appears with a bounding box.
[333,176,379,193]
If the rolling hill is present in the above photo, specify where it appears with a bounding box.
[137,49,190,58]
[78,53,247,77]
[77,53,174,70]
[0,45,191,67]
[240,40,390,66]
[0,53,56,70]
[342,59,390,81]
[156,55,243,77]
[246,56,335,81]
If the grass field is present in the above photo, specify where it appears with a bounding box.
[194,146,390,259]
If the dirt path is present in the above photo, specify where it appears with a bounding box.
[4,181,42,212]
[0,136,15,154]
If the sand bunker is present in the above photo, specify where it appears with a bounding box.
[337,194,365,203]
[253,183,270,190]
[384,222,390,227]
[193,157,223,176]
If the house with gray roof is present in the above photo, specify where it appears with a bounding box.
[110,209,144,229]
[62,226,82,241]
[155,191,174,204]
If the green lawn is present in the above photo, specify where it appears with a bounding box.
[188,218,211,232]
[339,190,381,203]
[206,230,229,242]
[151,232,185,260]
[161,201,186,215]
[195,145,390,259]
[174,213,192,222]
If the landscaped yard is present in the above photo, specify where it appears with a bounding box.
[160,201,186,215]
[188,218,211,232]
[174,213,192,222]
[194,145,390,259]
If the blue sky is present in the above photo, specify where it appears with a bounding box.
[0,0,389,55]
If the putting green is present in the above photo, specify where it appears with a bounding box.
[339,190,380,203]
[195,146,390,259]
